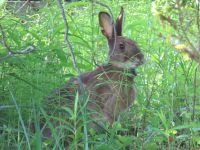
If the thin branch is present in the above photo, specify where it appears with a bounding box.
[0,24,12,53]
[0,53,13,61]
[56,1,89,149]
[0,46,35,61]
[14,46,35,54]
[56,0,87,96]
[57,0,81,74]
[0,24,35,61]
[15,0,30,14]
[159,14,177,30]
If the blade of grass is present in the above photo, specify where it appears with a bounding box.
[9,90,31,150]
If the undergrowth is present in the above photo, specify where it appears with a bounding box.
[0,0,199,149]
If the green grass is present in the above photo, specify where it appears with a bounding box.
[0,0,200,149]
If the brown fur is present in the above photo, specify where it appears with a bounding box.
[52,7,144,124]
[33,7,144,140]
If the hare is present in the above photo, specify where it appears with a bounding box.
[35,7,144,139]
[52,7,144,124]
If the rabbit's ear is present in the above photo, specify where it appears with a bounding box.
[99,12,113,40]
[115,7,124,36]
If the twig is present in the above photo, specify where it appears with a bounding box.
[56,0,81,75]
[159,14,177,30]
[0,53,13,61]
[0,45,35,61]
[0,24,35,61]
[0,105,15,109]
[0,24,12,52]
[15,0,30,14]
[56,1,89,149]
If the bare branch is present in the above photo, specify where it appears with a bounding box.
[0,24,35,61]
[56,1,90,149]
[0,24,12,53]
[15,0,30,14]
[0,53,13,61]
[159,14,177,30]
[57,0,81,75]
[13,46,35,55]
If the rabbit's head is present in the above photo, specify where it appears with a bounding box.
[99,7,144,69]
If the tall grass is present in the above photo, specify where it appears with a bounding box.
[0,0,199,149]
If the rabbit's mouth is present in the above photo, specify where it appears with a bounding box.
[110,57,143,70]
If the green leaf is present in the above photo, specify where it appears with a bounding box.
[144,142,157,150]
[62,107,74,118]
[96,144,113,150]
[117,135,133,145]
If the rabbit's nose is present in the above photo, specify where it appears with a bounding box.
[137,53,144,59]
[137,53,145,64]
[141,55,145,63]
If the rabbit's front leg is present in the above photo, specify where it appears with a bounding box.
[103,95,123,123]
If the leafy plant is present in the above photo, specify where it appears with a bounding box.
[0,0,199,149]
[152,0,200,63]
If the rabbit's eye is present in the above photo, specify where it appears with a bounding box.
[119,43,125,50]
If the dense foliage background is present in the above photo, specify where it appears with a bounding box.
[0,0,200,149]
